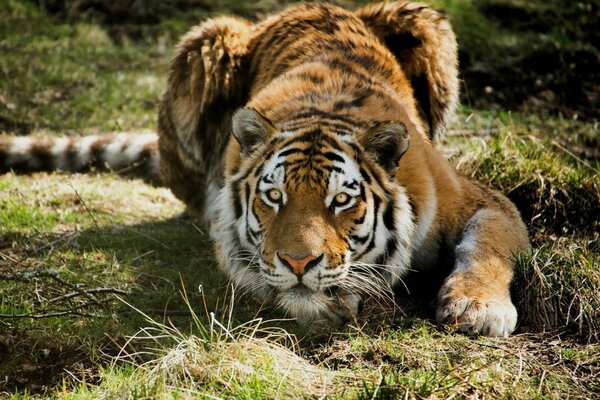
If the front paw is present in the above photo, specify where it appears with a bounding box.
[325,292,362,325]
[435,273,517,337]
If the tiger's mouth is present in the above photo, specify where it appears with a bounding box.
[274,281,358,324]
[288,283,314,294]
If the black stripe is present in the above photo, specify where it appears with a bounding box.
[383,201,395,232]
[280,130,344,153]
[359,161,386,191]
[373,237,398,267]
[344,179,358,190]
[355,194,381,260]
[288,108,364,127]
[323,165,344,174]
[319,59,374,85]
[321,270,345,280]
[232,180,243,219]
[323,151,345,163]
[351,234,369,245]
[244,183,255,246]
[280,129,320,148]
[249,227,261,242]
[278,147,309,158]
[359,183,367,200]
[254,162,265,178]
[333,94,368,111]
[283,118,356,134]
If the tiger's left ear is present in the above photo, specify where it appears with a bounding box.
[231,107,275,155]
[363,122,410,174]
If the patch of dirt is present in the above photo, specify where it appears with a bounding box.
[462,0,600,120]
[506,177,600,237]
[462,46,599,121]
[0,329,103,395]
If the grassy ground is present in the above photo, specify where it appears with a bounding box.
[1,0,599,398]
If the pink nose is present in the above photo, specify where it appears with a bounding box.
[279,253,322,276]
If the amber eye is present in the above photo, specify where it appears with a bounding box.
[333,192,350,207]
[266,188,282,202]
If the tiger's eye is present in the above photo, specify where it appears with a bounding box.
[334,192,350,206]
[267,188,282,202]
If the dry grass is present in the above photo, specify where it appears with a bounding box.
[78,292,345,399]
[515,238,600,342]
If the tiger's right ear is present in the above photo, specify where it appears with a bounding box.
[363,121,410,175]
[231,108,274,155]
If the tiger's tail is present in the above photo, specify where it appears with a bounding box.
[0,133,160,184]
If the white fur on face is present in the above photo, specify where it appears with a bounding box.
[213,137,417,322]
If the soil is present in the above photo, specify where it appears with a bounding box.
[461,1,600,121]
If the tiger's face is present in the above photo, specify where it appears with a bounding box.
[212,108,416,323]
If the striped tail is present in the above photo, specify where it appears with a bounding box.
[0,133,160,184]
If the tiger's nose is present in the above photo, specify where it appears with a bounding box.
[278,253,324,276]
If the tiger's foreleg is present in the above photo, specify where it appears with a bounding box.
[435,204,530,337]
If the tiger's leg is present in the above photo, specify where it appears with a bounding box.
[158,16,253,220]
[435,207,530,337]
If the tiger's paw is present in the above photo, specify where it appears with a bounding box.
[325,292,363,326]
[435,273,517,337]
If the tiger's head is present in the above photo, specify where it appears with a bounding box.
[212,107,416,323]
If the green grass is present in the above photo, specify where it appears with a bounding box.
[1,0,599,398]
[447,114,599,238]
[0,0,165,133]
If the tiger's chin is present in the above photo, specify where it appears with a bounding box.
[275,285,362,325]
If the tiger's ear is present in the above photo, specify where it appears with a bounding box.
[363,122,410,174]
[231,107,274,155]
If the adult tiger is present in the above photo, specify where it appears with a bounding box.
[0,2,530,336]
[158,1,530,337]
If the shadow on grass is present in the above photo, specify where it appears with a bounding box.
[0,215,244,393]
[0,212,431,393]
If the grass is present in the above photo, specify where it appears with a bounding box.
[0,0,165,133]
[1,0,599,398]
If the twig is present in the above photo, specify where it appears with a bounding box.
[447,128,500,137]
[1,269,63,282]
[0,301,101,319]
[47,287,131,304]
[69,184,100,230]
[1,269,105,308]
[0,310,96,319]
[551,140,599,174]
[45,270,103,307]
[0,251,19,263]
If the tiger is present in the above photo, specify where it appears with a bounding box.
[0,2,530,337]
